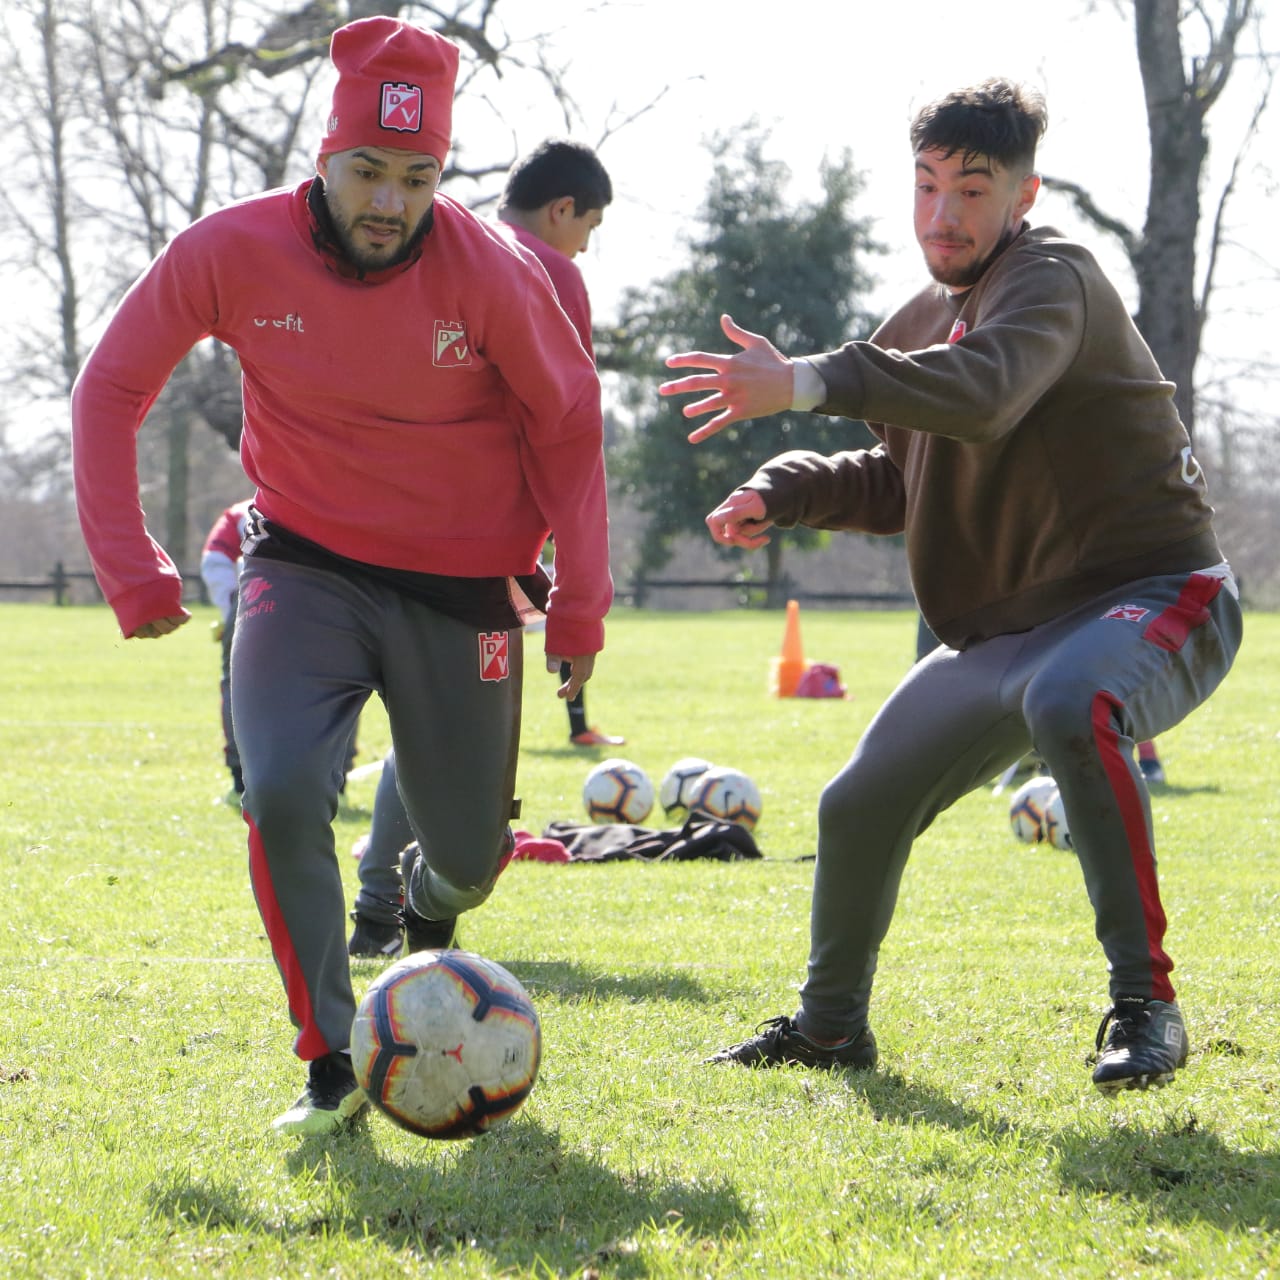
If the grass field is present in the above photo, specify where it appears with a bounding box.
[1,602,1277,1279]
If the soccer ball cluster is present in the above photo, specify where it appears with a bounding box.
[1008,776,1072,850]
[581,756,763,831]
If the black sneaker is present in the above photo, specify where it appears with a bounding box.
[271,1051,367,1136]
[401,905,458,953]
[398,841,460,953]
[1092,997,1188,1094]
[347,911,403,959]
[706,1014,878,1070]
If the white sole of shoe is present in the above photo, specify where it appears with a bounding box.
[1093,1069,1177,1095]
[271,1087,368,1136]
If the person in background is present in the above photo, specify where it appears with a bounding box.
[345,746,415,959]
[661,78,1239,1095]
[200,498,254,804]
[72,16,612,1136]
[499,139,624,750]
[348,139,623,960]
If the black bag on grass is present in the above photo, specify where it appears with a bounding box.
[543,814,761,863]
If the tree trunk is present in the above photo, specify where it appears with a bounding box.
[1133,0,1206,437]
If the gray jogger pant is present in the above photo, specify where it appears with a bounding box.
[798,568,1243,1042]
[230,557,522,1059]
[352,748,414,924]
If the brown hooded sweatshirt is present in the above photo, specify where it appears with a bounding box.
[742,223,1221,649]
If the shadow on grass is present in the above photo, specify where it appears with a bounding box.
[513,958,715,1005]
[1050,1115,1280,1233]
[833,1067,1279,1235]
[842,1068,998,1134]
[149,1116,747,1276]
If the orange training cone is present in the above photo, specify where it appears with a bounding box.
[769,599,809,697]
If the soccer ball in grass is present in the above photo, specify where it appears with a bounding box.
[1008,775,1058,843]
[659,757,714,814]
[1043,786,1073,851]
[582,757,654,824]
[350,949,540,1140]
[691,765,763,832]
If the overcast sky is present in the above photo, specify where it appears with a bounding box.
[458,0,1277,409]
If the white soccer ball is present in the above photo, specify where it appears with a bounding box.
[1008,775,1058,843]
[350,949,541,1140]
[582,757,655,824]
[658,757,714,814]
[690,765,763,831]
[1043,785,1073,851]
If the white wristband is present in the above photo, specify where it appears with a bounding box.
[791,359,827,411]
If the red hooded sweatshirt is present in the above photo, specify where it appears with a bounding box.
[71,180,613,657]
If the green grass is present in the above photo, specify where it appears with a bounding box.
[1,603,1277,1279]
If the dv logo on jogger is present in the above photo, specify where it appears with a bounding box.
[478,632,510,682]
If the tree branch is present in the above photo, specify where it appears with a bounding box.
[1198,56,1273,336]
[1039,174,1141,260]
[1192,0,1254,110]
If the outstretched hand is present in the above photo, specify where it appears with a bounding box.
[659,314,794,442]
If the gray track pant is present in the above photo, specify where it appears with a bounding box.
[352,748,415,924]
[231,557,522,1059]
[799,568,1243,1042]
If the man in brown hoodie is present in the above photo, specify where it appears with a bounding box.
[660,78,1242,1094]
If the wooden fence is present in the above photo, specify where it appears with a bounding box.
[0,563,210,607]
[623,574,916,610]
[2,564,912,611]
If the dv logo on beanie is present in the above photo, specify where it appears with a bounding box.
[319,16,459,162]
[381,82,422,133]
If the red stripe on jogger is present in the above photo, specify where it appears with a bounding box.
[244,810,331,1059]
[1142,572,1222,652]
[1090,691,1174,1002]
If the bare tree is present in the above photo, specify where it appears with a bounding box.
[1044,0,1271,441]
[0,0,86,400]
[0,0,604,571]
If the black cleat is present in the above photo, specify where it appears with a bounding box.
[1092,997,1188,1094]
[401,905,458,954]
[398,841,459,953]
[706,1014,878,1070]
[347,911,403,959]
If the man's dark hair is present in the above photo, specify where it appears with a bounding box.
[501,139,613,217]
[910,78,1048,174]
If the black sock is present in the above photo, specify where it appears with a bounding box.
[562,661,588,735]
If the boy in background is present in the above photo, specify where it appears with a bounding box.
[347,139,622,959]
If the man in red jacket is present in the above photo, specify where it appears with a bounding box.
[661,78,1240,1095]
[72,16,612,1136]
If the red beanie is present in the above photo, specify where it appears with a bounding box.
[318,16,459,163]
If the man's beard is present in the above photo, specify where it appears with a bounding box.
[926,250,988,290]
[324,195,431,272]
[924,228,1018,291]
